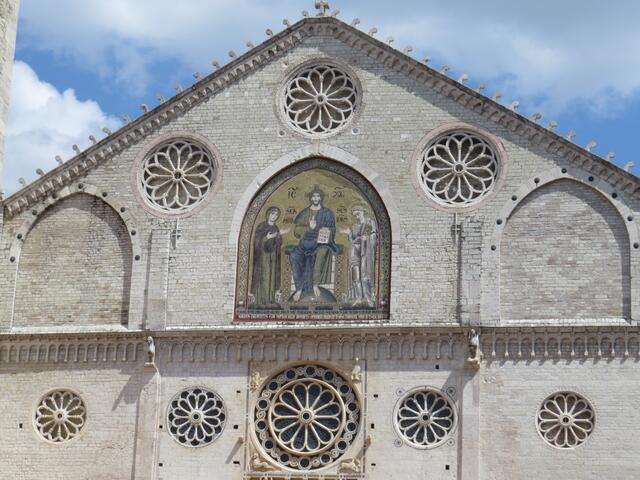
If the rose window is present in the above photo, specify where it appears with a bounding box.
[167,387,227,448]
[254,364,361,471]
[536,392,595,449]
[418,131,499,207]
[34,390,87,443]
[394,387,456,449]
[139,140,215,214]
[281,63,359,137]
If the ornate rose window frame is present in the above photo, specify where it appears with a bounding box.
[410,122,508,213]
[276,58,364,139]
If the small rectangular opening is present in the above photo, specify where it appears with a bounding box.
[370,423,375,429]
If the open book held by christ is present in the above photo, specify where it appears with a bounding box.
[317,227,331,244]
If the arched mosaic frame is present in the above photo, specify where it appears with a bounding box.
[234,157,392,321]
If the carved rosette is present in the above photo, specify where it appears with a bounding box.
[34,389,87,443]
[253,364,361,471]
[167,387,227,448]
[139,139,216,215]
[280,62,360,137]
[536,392,595,449]
[394,387,457,449]
[418,131,499,207]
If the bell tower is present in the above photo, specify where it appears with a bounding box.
[0,0,20,193]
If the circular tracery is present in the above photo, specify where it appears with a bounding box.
[418,131,499,207]
[536,392,595,449]
[254,364,361,471]
[167,387,226,448]
[34,390,87,443]
[281,63,360,137]
[139,139,216,214]
[394,387,457,449]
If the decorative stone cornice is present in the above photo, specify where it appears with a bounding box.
[3,16,639,219]
[1,325,638,365]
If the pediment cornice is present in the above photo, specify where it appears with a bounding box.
[3,16,638,218]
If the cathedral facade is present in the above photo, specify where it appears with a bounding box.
[1,2,639,479]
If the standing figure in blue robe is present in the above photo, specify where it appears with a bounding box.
[286,185,342,301]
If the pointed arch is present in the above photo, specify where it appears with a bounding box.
[234,157,392,321]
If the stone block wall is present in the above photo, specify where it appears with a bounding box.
[12,193,132,328]
[500,179,630,321]
[0,0,19,181]
[1,30,636,330]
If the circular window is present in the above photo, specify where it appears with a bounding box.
[416,129,502,209]
[394,387,457,449]
[167,387,227,448]
[280,62,361,137]
[34,389,87,443]
[253,364,361,471]
[536,391,595,449]
[138,138,217,215]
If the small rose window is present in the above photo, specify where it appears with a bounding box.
[138,139,216,215]
[281,62,360,137]
[418,131,500,207]
[536,391,595,449]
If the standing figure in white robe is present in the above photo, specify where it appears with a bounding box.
[340,205,377,306]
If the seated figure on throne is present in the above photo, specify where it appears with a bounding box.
[286,185,342,302]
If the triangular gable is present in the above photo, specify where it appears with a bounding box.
[4,15,639,218]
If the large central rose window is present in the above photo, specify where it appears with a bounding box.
[254,364,360,471]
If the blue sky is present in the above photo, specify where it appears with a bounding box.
[5,0,640,194]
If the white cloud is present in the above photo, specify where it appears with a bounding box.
[4,61,119,195]
[17,0,640,116]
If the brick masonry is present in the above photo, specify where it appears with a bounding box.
[0,14,638,480]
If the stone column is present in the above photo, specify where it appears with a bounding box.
[0,0,20,187]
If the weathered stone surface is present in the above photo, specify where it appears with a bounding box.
[0,11,638,480]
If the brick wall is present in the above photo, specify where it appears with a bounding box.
[500,179,630,321]
[13,193,132,327]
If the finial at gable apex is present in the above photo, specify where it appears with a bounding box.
[315,1,330,16]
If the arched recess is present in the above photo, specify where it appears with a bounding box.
[12,189,137,328]
[234,157,392,321]
[499,178,631,321]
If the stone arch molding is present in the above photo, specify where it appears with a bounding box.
[229,144,401,247]
[8,183,145,330]
[484,165,640,323]
[233,149,394,321]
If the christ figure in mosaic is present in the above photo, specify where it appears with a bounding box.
[251,207,289,306]
[340,205,377,306]
[286,185,342,301]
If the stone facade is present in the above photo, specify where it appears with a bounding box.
[0,8,639,480]
[0,0,20,185]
